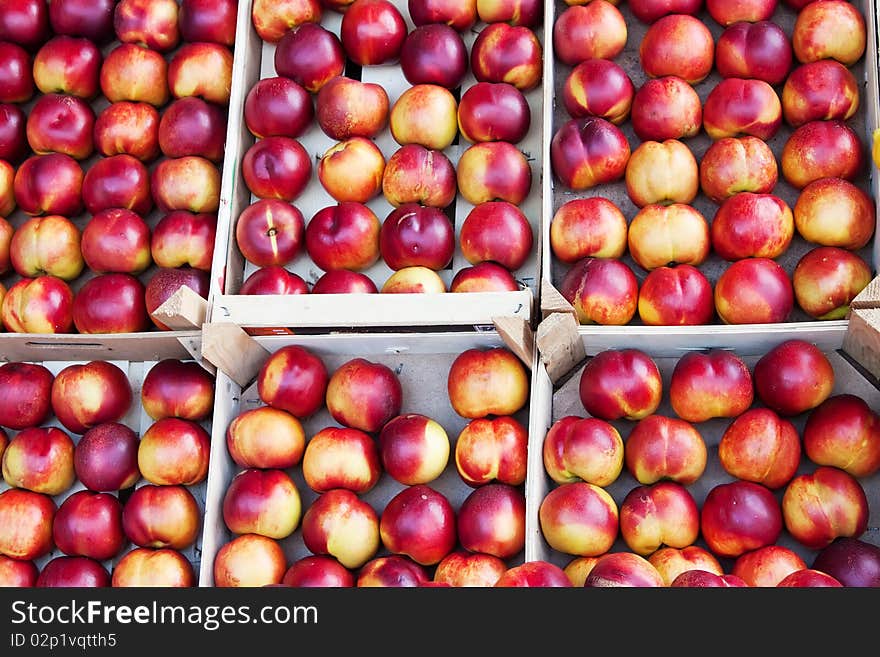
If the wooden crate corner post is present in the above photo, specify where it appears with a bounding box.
[150,285,209,331]
[843,307,880,382]
[534,280,586,385]
[200,322,271,388]
[493,315,536,370]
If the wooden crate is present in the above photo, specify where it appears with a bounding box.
[540,0,880,335]
[208,0,549,331]
[0,331,212,582]
[198,325,535,585]
[526,322,880,573]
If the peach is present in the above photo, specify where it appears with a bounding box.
[454,416,528,487]
[782,60,860,128]
[257,344,328,420]
[639,13,714,84]
[702,77,782,141]
[378,413,450,486]
[669,349,754,423]
[780,119,864,190]
[447,347,529,420]
[562,58,634,125]
[317,137,385,204]
[282,555,354,588]
[803,394,880,478]
[713,257,794,325]
[793,246,873,320]
[357,556,428,587]
[339,0,406,66]
[433,551,506,587]
[793,177,875,250]
[715,20,793,86]
[100,42,168,106]
[301,489,379,570]
[382,144,456,209]
[456,483,525,560]
[777,569,843,587]
[753,339,835,416]
[648,546,724,586]
[122,484,200,550]
[0,555,38,587]
[325,358,402,433]
[456,141,532,205]
[380,484,456,566]
[0,489,55,561]
[151,155,220,214]
[782,466,869,550]
[792,0,866,66]
[167,42,233,106]
[457,81,531,144]
[226,406,306,470]
[562,557,600,587]
[471,21,542,91]
[542,416,624,487]
[141,358,214,422]
[711,192,794,260]
[93,101,160,162]
[2,426,75,495]
[305,202,381,272]
[449,262,519,293]
[732,545,807,587]
[458,201,533,271]
[494,561,572,587]
[112,548,195,587]
[551,117,630,191]
[381,267,447,294]
[718,408,801,489]
[670,570,749,587]
[13,152,84,217]
[10,214,84,281]
[301,426,381,494]
[213,534,286,587]
[539,482,618,557]
[625,414,707,485]
[137,418,210,486]
[637,264,715,326]
[1,276,74,334]
[314,76,387,141]
[706,0,777,26]
[50,360,132,435]
[630,75,702,142]
[699,135,778,204]
[579,348,662,421]
[549,197,627,263]
[222,468,302,540]
[559,257,639,325]
[389,84,458,151]
[627,203,709,271]
[273,23,343,93]
[700,480,782,558]
[584,552,665,587]
[619,481,700,556]
[624,139,698,207]
[628,0,702,23]
[553,1,627,66]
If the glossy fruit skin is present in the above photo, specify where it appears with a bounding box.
[578,348,662,421]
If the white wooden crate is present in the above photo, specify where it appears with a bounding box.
[526,324,880,573]
[540,0,880,334]
[208,0,548,330]
[0,331,211,581]
[198,329,535,585]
